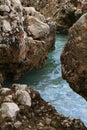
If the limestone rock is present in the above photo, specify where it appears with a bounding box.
[0,88,11,95]
[0,84,86,130]
[0,4,10,12]
[23,7,46,22]
[61,13,87,100]
[4,95,13,102]
[3,20,11,32]
[11,84,31,106]
[26,16,49,39]
[1,102,19,119]
[11,0,21,6]
[21,0,83,32]
[0,0,55,81]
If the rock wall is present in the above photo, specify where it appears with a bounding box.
[0,84,86,130]
[0,0,56,82]
[21,0,83,32]
[61,13,87,100]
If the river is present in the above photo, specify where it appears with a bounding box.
[4,34,87,127]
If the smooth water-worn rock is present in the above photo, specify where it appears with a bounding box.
[61,13,87,100]
[0,84,86,130]
[0,0,56,82]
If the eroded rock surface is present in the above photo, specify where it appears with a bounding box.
[61,13,87,100]
[0,84,86,130]
[21,0,83,32]
[0,0,56,82]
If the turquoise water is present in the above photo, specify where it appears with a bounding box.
[4,34,87,127]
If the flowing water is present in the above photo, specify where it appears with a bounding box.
[4,34,87,127]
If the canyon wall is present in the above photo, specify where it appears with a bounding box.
[0,0,56,81]
[61,13,87,100]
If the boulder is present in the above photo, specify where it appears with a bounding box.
[1,102,19,119]
[0,84,86,130]
[61,13,87,100]
[12,84,31,107]
[0,0,56,81]
[24,16,49,39]
[21,0,83,32]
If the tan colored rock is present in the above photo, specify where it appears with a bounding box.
[15,90,31,106]
[26,16,49,39]
[21,0,83,32]
[0,88,11,95]
[0,0,55,81]
[4,95,13,102]
[12,84,31,106]
[0,84,86,130]
[23,7,46,22]
[61,13,87,100]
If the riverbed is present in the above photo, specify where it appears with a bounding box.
[4,34,87,127]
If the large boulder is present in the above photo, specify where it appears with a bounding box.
[0,0,56,81]
[0,84,86,130]
[21,0,83,32]
[61,13,87,100]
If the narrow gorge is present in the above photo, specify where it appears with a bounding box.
[0,0,87,130]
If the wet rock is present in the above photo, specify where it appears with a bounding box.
[0,84,86,130]
[61,13,87,100]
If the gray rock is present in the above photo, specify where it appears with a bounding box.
[1,102,19,119]
[27,16,49,38]
[0,88,11,95]
[3,20,11,32]
[0,5,10,12]
[12,84,31,107]
[15,90,31,107]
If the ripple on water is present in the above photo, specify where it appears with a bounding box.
[4,34,87,127]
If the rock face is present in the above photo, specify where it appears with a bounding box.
[0,84,86,130]
[0,0,56,82]
[61,13,87,100]
[21,0,83,32]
